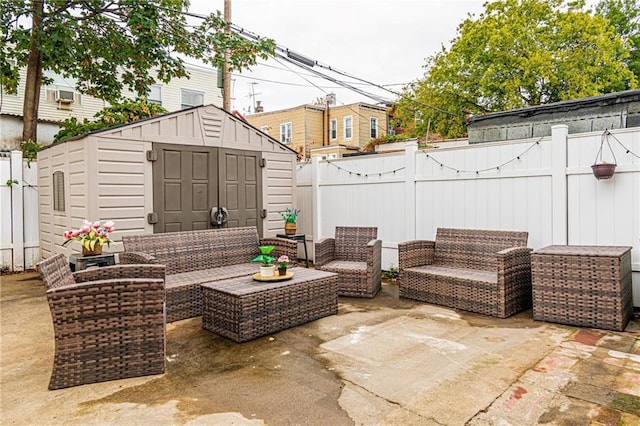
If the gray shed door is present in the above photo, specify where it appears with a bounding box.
[152,144,262,234]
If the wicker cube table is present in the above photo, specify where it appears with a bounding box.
[202,268,338,342]
[532,245,633,331]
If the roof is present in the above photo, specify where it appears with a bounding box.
[467,89,640,124]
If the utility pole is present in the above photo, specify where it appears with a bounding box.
[223,0,231,111]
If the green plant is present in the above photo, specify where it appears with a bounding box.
[62,220,115,252]
[6,179,18,187]
[20,140,43,167]
[383,264,399,280]
[280,208,300,223]
[252,245,275,266]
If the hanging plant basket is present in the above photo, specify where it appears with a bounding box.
[592,130,617,180]
[591,163,616,180]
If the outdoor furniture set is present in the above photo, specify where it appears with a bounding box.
[37,224,634,391]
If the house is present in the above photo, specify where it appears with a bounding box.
[245,102,389,160]
[0,63,223,149]
[467,89,640,144]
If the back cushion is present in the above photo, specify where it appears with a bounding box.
[335,226,378,262]
[434,228,528,271]
[123,227,259,274]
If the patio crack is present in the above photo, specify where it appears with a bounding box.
[339,377,445,425]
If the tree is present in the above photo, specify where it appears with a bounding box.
[1,1,275,143]
[53,98,168,142]
[596,0,640,83]
[394,0,637,139]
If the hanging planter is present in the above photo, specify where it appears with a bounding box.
[592,130,617,180]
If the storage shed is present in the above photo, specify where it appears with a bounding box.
[37,104,298,258]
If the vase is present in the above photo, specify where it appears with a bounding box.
[82,242,103,256]
[284,222,297,235]
[278,266,287,276]
[591,163,616,180]
[259,265,276,277]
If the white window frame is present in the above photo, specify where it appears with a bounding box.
[260,125,269,135]
[148,84,162,105]
[330,119,337,141]
[370,117,378,139]
[280,122,292,144]
[343,116,353,140]
[181,89,204,109]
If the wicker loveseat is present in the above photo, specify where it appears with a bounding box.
[315,226,382,298]
[398,228,532,318]
[121,226,297,322]
[37,254,166,390]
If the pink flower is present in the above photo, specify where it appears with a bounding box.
[63,231,73,240]
[81,225,90,233]
[92,221,101,229]
[277,255,289,263]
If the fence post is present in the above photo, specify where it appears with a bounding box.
[551,125,568,245]
[10,150,24,271]
[404,141,418,241]
[311,155,321,262]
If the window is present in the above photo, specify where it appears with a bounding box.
[148,84,162,105]
[343,116,352,140]
[330,119,337,141]
[260,125,269,135]
[370,117,378,139]
[53,171,65,212]
[280,122,292,144]
[181,89,204,109]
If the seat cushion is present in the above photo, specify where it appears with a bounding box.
[166,263,258,289]
[318,260,367,274]
[407,264,497,284]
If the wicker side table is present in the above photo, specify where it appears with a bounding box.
[532,245,633,331]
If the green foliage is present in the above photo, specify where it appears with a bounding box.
[252,245,275,266]
[20,140,43,166]
[6,179,19,187]
[394,0,637,139]
[382,264,399,281]
[596,0,640,84]
[1,1,275,128]
[279,208,300,223]
[54,98,168,141]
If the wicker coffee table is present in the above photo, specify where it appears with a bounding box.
[202,268,338,342]
[532,245,633,331]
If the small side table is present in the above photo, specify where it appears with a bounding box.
[276,233,309,268]
[69,253,116,272]
[531,245,633,331]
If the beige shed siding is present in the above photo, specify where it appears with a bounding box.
[37,148,53,257]
[262,151,296,236]
[93,137,153,252]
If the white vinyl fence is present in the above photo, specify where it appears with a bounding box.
[0,151,39,272]
[297,125,640,306]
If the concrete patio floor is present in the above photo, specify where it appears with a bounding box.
[1,270,639,425]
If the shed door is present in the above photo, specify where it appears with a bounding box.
[152,144,262,234]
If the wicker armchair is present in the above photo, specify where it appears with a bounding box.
[315,226,381,298]
[37,253,166,390]
[398,228,532,318]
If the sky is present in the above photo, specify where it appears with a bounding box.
[187,0,488,114]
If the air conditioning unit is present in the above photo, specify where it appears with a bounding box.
[55,90,75,104]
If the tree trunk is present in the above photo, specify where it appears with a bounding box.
[22,0,45,143]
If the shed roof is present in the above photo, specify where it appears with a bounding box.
[42,104,297,155]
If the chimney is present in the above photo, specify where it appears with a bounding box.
[255,100,264,113]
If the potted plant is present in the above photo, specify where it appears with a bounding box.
[277,255,289,276]
[592,131,617,180]
[62,220,115,255]
[280,208,300,235]
[252,245,276,277]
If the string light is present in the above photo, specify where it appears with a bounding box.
[325,160,405,178]
[604,129,640,159]
[422,137,543,175]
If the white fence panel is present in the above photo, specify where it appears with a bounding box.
[0,151,39,271]
[299,127,640,306]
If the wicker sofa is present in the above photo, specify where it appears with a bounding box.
[398,228,532,318]
[37,254,166,390]
[121,227,297,323]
